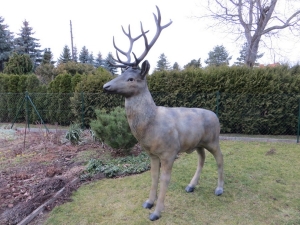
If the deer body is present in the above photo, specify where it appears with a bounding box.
[127,97,220,156]
[104,62,224,221]
[103,6,224,221]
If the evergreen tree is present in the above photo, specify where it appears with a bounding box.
[4,52,33,74]
[79,46,89,63]
[95,51,103,68]
[35,63,55,84]
[58,45,72,64]
[42,48,55,65]
[172,62,180,70]
[205,45,232,66]
[0,16,14,72]
[155,53,171,71]
[36,48,56,84]
[73,46,78,62]
[14,20,43,69]
[234,42,264,66]
[88,52,94,65]
[184,58,202,69]
[103,52,118,75]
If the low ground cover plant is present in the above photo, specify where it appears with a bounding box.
[65,123,82,145]
[82,151,150,178]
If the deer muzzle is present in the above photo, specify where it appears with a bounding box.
[103,83,112,93]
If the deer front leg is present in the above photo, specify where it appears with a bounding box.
[143,155,160,209]
[149,158,174,221]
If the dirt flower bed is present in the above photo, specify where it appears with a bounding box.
[0,127,106,224]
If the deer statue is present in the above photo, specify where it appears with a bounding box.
[103,6,224,221]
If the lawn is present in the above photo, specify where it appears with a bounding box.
[45,141,300,225]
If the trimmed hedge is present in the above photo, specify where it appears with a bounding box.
[0,64,299,135]
[147,66,300,135]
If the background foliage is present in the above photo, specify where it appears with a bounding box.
[0,65,299,135]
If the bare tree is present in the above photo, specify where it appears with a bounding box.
[196,0,300,67]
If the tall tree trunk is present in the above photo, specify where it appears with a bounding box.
[245,37,261,68]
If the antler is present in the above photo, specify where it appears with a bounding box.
[111,25,149,68]
[112,6,172,68]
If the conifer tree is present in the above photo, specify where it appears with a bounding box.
[184,58,202,69]
[35,48,56,84]
[4,52,33,74]
[58,45,72,64]
[155,53,171,71]
[234,42,264,66]
[73,46,78,62]
[88,52,94,65]
[172,62,180,70]
[103,52,118,75]
[205,45,232,66]
[79,46,89,63]
[95,52,103,68]
[42,48,55,65]
[0,16,14,72]
[14,20,43,69]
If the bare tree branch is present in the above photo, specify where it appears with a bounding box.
[194,0,300,67]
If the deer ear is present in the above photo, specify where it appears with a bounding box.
[141,60,150,79]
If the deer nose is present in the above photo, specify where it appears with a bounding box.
[103,84,111,92]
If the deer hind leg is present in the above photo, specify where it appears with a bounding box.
[185,147,205,192]
[207,142,224,196]
[143,155,160,210]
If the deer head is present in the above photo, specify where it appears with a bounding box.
[104,6,172,97]
[103,60,150,97]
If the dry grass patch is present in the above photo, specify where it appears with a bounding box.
[45,141,300,225]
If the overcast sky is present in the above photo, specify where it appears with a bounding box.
[1,0,300,73]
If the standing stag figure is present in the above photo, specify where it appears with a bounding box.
[103,6,224,221]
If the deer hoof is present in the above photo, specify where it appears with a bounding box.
[143,202,154,209]
[149,213,160,221]
[185,185,195,193]
[215,187,223,196]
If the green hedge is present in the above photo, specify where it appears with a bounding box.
[147,66,300,135]
[148,65,300,94]
[0,65,299,135]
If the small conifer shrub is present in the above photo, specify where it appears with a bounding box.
[90,107,137,155]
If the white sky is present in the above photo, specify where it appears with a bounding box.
[1,0,300,73]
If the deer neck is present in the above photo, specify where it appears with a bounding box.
[124,87,156,141]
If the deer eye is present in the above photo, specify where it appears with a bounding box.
[127,78,134,82]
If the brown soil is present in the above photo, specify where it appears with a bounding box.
[0,128,114,225]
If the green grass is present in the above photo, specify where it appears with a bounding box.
[220,133,297,140]
[45,141,300,225]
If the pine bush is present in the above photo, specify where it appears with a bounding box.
[90,107,137,155]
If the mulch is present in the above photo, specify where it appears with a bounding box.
[0,129,105,225]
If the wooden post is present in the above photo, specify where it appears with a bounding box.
[70,20,74,60]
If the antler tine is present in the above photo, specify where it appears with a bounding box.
[134,5,173,66]
[112,25,149,67]
[109,55,128,68]
[113,36,127,58]
[111,6,172,68]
